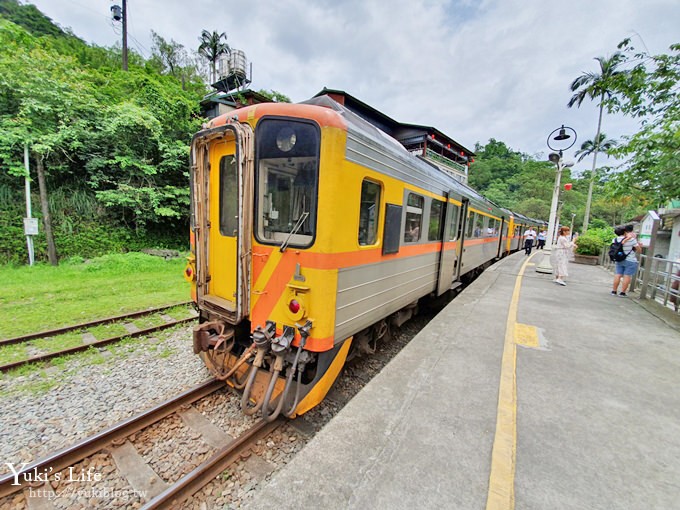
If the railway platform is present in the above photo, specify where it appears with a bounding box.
[245,250,680,510]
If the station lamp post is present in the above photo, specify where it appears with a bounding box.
[536,125,577,274]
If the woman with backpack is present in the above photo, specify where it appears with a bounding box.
[611,225,640,297]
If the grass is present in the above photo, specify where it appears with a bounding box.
[31,332,85,352]
[163,305,196,321]
[0,343,28,365]
[1,326,190,393]
[132,314,165,330]
[0,252,190,339]
[19,376,60,394]
[88,323,128,339]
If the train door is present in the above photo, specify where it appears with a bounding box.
[496,217,506,258]
[436,191,456,296]
[454,198,469,281]
[192,123,253,324]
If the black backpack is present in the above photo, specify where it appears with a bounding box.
[608,237,628,262]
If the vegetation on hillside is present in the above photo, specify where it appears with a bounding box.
[467,139,642,231]
[0,1,204,264]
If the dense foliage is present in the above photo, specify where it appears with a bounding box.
[0,2,205,264]
[469,139,625,231]
[574,227,614,256]
[604,39,680,204]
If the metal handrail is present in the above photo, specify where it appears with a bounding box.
[601,249,680,314]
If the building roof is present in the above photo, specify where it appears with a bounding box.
[200,89,272,109]
[313,88,475,157]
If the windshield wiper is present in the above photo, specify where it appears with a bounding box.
[280,212,310,253]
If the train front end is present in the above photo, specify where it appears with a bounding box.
[186,104,351,421]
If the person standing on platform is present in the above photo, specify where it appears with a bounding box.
[611,225,640,297]
[524,227,537,255]
[553,226,576,286]
[537,230,546,250]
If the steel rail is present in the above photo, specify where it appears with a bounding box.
[0,317,197,373]
[0,301,193,347]
[142,417,285,509]
[0,378,223,499]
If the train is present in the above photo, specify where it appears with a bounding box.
[184,93,543,421]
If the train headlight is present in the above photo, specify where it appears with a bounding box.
[276,127,297,152]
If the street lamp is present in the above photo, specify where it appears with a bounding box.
[536,125,577,274]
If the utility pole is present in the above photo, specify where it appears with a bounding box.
[111,1,128,71]
[122,0,128,71]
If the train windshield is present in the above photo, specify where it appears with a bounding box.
[255,119,320,248]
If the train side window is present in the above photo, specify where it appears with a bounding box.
[487,218,498,237]
[383,204,402,255]
[404,193,423,243]
[219,156,238,237]
[474,214,484,238]
[448,205,459,241]
[428,199,444,241]
[358,179,381,246]
[466,212,476,238]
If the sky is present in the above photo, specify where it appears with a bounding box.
[25,0,680,174]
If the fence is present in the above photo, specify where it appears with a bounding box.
[602,251,680,314]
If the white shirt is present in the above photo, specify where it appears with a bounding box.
[525,229,537,240]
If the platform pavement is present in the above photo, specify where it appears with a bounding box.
[244,250,680,510]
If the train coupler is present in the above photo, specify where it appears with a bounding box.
[192,320,234,354]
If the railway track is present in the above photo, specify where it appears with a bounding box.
[0,304,442,509]
[0,378,284,509]
[0,302,197,373]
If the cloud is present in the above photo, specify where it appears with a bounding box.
[27,0,680,172]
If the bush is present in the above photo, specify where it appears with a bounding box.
[583,226,615,246]
[0,184,188,265]
[0,222,188,265]
[575,235,605,256]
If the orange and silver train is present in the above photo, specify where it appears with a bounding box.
[185,94,542,421]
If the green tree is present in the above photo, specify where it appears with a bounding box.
[468,139,523,194]
[256,89,291,103]
[150,30,203,92]
[0,18,204,263]
[574,133,617,163]
[567,53,625,232]
[605,39,680,204]
[0,0,70,38]
[0,20,98,264]
[198,30,229,84]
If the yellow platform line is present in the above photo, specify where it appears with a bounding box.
[486,252,535,510]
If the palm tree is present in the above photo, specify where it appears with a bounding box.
[574,134,617,207]
[574,133,617,162]
[198,30,230,84]
[567,53,625,232]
